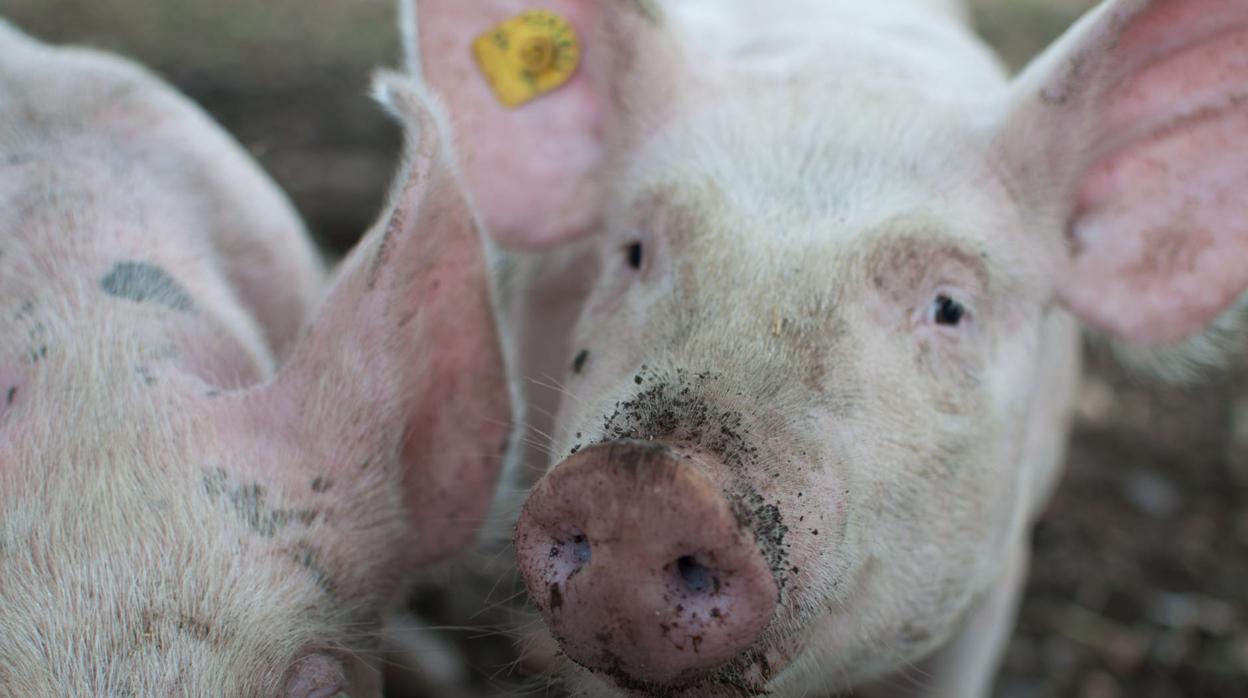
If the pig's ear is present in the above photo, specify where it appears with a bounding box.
[255,74,511,565]
[402,0,677,249]
[998,0,1248,345]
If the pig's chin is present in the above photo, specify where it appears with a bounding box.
[559,638,800,698]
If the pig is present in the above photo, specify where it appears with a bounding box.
[406,0,1248,696]
[0,18,510,697]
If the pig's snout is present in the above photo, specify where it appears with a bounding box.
[515,440,778,688]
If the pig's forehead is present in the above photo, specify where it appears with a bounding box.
[620,94,1013,247]
[615,166,1015,268]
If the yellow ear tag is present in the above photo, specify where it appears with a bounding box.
[472,10,582,109]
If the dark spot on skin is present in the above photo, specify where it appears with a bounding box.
[11,301,48,367]
[202,469,319,537]
[176,615,212,641]
[100,260,194,312]
[311,477,332,493]
[811,529,818,536]
[572,349,589,374]
[549,583,563,611]
[289,540,339,597]
[135,365,156,386]
[5,386,14,405]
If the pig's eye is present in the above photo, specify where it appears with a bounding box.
[625,241,643,270]
[929,294,967,327]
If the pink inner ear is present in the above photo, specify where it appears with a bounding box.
[1060,14,1248,345]
[420,0,608,249]
[1112,0,1238,61]
[394,183,513,566]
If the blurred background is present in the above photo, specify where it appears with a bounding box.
[3,0,1245,695]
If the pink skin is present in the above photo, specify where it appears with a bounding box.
[410,0,1248,694]
[515,441,779,689]
[1015,0,1248,344]
[0,22,508,697]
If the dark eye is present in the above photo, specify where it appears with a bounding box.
[625,241,643,270]
[931,294,966,326]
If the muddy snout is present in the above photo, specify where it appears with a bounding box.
[514,440,779,687]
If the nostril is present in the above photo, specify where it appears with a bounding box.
[676,555,712,594]
[571,533,591,564]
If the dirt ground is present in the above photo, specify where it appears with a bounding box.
[5,1,1246,696]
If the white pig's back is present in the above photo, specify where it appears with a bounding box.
[0,18,324,365]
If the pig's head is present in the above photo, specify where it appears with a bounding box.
[0,75,510,696]
[415,0,1248,694]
